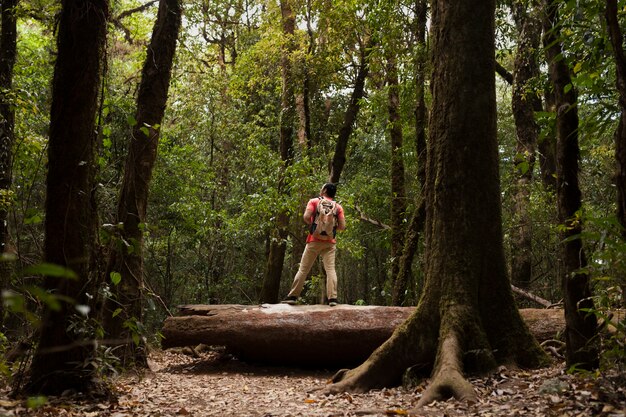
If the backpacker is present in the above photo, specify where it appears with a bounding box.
[311,197,338,240]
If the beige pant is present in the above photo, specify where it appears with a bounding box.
[287,241,337,300]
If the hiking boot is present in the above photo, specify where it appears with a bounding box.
[281,296,297,305]
[328,298,338,307]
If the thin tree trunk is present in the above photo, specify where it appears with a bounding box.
[605,0,626,308]
[259,0,296,303]
[539,90,558,191]
[392,0,427,306]
[103,0,182,365]
[510,1,541,289]
[0,0,18,323]
[606,0,626,239]
[329,37,373,184]
[25,0,108,395]
[386,52,407,299]
[296,93,309,149]
[543,0,598,370]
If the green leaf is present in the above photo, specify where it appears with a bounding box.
[27,286,63,311]
[110,271,122,286]
[573,62,582,74]
[127,115,137,127]
[517,160,530,175]
[23,213,43,225]
[26,396,47,409]
[23,263,78,280]
[112,308,123,318]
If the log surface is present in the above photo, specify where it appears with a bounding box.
[161,304,564,367]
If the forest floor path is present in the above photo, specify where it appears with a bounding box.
[1,348,625,416]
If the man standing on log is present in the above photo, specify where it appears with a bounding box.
[282,183,346,306]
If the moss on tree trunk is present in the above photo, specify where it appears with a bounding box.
[322,0,548,404]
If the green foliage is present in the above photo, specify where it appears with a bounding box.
[572,214,626,370]
[4,0,626,381]
[0,332,11,379]
[25,396,47,409]
[23,263,78,280]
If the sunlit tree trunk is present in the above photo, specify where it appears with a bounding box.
[25,0,108,394]
[103,0,182,365]
[260,0,296,303]
[543,0,598,370]
[324,0,547,403]
[510,0,541,289]
[0,0,18,323]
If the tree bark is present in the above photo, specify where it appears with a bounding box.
[259,0,296,303]
[103,0,182,365]
[543,0,598,370]
[392,0,427,306]
[606,0,626,240]
[606,0,626,309]
[323,0,547,405]
[25,0,108,395]
[162,305,565,367]
[329,37,373,184]
[0,0,18,323]
[386,52,407,298]
[539,89,558,191]
[510,0,542,289]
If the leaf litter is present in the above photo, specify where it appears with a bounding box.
[0,348,624,416]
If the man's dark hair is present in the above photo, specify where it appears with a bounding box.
[323,183,337,198]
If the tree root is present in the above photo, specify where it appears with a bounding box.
[320,362,384,395]
[416,331,476,407]
[318,307,438,395]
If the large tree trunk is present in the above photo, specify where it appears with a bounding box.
[510,1,542,289]
[259,0,296,303]
[543,0,598,370]
[25,0,108,395]
[392,0,428,306]
[324,0,547,405]
[606,0,626,309]
[162,305,565,367]
[103,0,182,365]
[328,37,372,184]
[0,0,18,323]
[386,52,407,300]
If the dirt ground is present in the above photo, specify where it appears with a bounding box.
[1,348,625,416]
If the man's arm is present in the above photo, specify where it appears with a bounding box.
[336,207,346,231]
[303,199,316,224]
[303,206,315,224]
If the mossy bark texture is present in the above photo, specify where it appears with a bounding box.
[323,0,548,405]
[26,0,108,394]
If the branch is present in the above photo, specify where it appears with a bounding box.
[495,61,513,85]
[510,284,551,308]
[111,0,159,44]
[115,0,159,21]
[354,205,390,230]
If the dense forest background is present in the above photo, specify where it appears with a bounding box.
[0,0,625,393]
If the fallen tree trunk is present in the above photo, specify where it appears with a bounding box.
[161,304,565,367]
